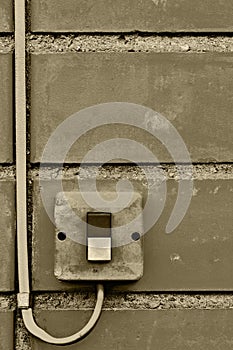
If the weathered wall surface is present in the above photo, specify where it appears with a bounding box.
[0,1,233,349]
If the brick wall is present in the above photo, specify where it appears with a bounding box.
[0,1,233,349]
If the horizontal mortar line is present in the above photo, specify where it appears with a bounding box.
[29,164,233,180]
[30,163,194,167]
[0,36,15,53]
[32,307,233,312]
[0,164,16,168]
[26,33,233,53]
[27,31,233,37]
[0,35,14,40]
[0,32,14,37]
[29,163,233,169]
[0,166,16,179]
[0,293,16,311]
[0,292,17,296]
[32,293,233,311]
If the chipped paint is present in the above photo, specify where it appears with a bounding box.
[151,0,167,9]
[193,187,200,196]
[170,253,182,263]
[213,186,220,194]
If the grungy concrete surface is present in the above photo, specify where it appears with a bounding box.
[0,54,13,163]
[32,310,233,350]
[30,52,233,163]
[32,167,233,291]
[0,311,14,350]
[0,180,15,291]
[30,0,233,33]
[0,0,13,32]
[1,1,233,349]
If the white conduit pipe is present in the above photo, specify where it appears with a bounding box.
[15,0,104,344]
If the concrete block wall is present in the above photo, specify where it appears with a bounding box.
[0,1,233,349]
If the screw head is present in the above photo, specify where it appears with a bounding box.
[131,232,140,241]
[57,232,66,241]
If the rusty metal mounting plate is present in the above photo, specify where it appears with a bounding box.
[54,191,144,281]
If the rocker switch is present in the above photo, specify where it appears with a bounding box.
[87,212,112,262]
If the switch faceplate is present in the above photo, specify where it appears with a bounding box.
[54,191,144,281]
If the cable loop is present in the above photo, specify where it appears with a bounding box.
[22,284,104,345]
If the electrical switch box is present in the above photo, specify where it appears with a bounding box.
[54,191,144,281]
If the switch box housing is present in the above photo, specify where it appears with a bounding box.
[54,191,144,281]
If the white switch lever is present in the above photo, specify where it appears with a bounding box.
[87,212,112,262]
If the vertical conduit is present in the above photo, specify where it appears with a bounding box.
[15,0,29,296]
[15,0,104,344]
